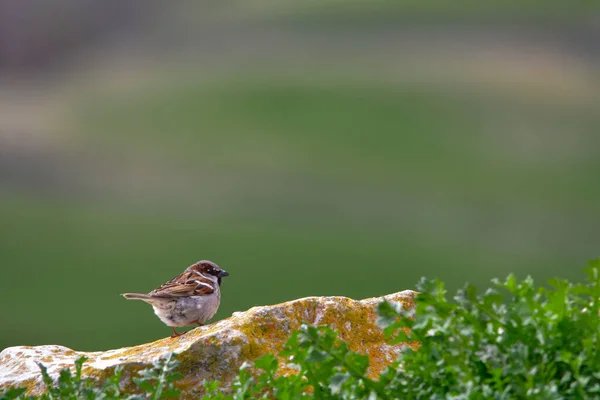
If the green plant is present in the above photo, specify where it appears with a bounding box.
[204,260,600,399]
[373,260,600,399]
[0,353,182,400]
[3,260,600,399]
[202,323,383,400]
[37,355,121,399]
[130,353,183,400]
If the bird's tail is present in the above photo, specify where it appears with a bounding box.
[122,293,153,301]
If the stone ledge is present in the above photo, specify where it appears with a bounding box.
[0,290,417,398]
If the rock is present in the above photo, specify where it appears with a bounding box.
[0,291,418,398]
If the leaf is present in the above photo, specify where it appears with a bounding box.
[464,284,478,302]
[254,354,278,373]
[306,349,329,363]
[138,369,159,379]
[37,362,54,388]
[0,387,27,400]
[133,377,155,392]
[202,380,220,392]
[386,326,411,344]
[329,372,350,394]
[504,274,517,292]
[166,373,185,382]
[588,259,600,269]
[160,389,181,398]
[345,353,369,375]
[376,301,400,329]
[58,368,73,387]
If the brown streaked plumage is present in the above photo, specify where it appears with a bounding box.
[122,260,229,338]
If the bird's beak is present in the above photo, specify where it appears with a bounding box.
[219,270,230,278]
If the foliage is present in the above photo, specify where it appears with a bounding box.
[206,259,600,399]
[373,259,600,399]
[201,323,389,400]
[130,353,183,400]
[0,353,182,400]
[3,260,600,399]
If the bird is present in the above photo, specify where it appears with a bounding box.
[122,260,229,338]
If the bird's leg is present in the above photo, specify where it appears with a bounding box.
[195,320,204,327]
[170,327,185,338]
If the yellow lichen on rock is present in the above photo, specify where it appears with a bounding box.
[0,290,418,398]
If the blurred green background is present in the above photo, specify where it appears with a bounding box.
[0,1,599,351]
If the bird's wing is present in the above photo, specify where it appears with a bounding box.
[150,269,215,297]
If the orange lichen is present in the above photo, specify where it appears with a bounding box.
[0,291,419,398]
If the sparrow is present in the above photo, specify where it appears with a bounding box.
[122,260,229,338]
